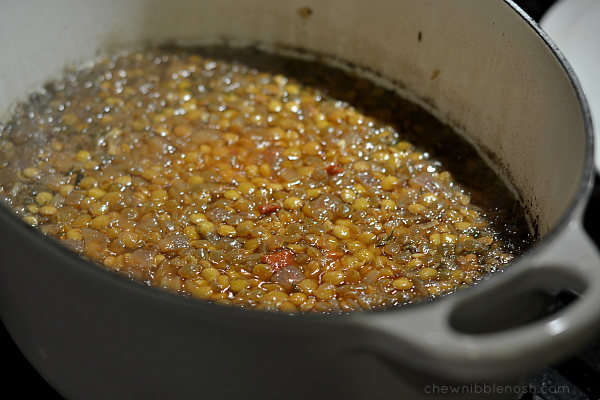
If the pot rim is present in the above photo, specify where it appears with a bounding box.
[0,0,595,326]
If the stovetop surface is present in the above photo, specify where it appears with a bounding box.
[3,1,600,399]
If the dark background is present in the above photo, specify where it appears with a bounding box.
[3,1,600,399]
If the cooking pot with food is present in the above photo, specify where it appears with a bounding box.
[0,1,599,399]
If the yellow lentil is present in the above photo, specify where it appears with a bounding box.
[353,198,369,211]
[22,167,41,178]
[332,225,351,240]
[217,225,237,237]
[283,196,303,210]
[35,192,53,206]
[393,278,413,291]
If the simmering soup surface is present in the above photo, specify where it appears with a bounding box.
[0,47,531,313]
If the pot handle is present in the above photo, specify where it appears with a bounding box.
[354,217,600,382]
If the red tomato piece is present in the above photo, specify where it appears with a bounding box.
[261,250,295,271]
[325,251,343,260]
[258,204,281,214]
[325,163,344,176]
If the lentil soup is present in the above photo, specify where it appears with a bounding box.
[0,47,532,314]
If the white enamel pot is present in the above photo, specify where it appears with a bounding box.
[1,1,599,399]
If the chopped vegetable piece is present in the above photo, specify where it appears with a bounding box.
[325,163,345,176]
[258,204,281,214]
[261,250,295,271]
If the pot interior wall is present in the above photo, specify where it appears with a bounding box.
[0,0,589,239]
